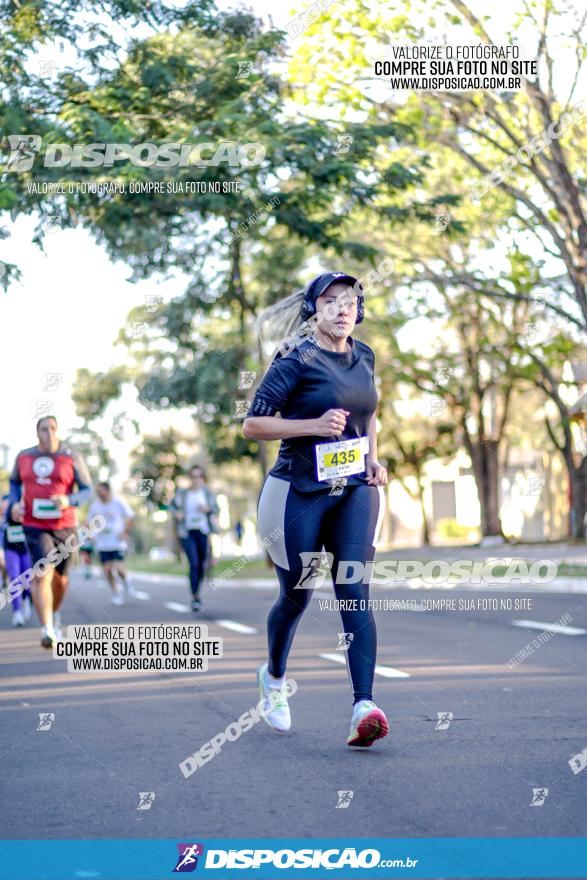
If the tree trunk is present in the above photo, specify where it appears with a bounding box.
[416,470,431,546]
[469,438,502,537]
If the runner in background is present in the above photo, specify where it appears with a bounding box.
[9,416,93,647]
[87,482,134,605]
[79,537,95,579]
[1,493,33,627]
[0,504,6,596]
[171,465,219,612]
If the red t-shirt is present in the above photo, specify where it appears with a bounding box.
[11,444,91,530]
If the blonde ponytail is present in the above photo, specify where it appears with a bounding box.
[255,288,309,364]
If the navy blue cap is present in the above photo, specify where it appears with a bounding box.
[304,272,363,307]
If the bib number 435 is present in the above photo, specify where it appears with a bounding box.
[315,436,369,482]
[326,448,358,467]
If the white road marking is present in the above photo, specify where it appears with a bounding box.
[511,620,587,636]
[164,602,191,613]
[319,652,411,677]
[373,663,412,678]
[214,619,258,634]
[129,590,150,601]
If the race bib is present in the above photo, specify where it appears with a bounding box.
[6,525,25,543]
[315,436,370,482]
[32,498,61,519]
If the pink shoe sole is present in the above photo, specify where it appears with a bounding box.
[347,709,389,747]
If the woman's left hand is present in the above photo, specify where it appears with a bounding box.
[366,459,388,486]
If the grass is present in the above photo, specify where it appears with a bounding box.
[126,554,275,580]
[553,564,587,578]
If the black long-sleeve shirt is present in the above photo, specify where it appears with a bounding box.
[247,336,378,492]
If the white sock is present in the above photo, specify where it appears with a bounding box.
[265,667,286,689]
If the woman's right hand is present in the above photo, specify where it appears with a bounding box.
[313,408,349,437]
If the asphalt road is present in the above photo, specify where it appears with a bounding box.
[1,565,586,874]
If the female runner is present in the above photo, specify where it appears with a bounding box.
[243,272,389,748]
[1,493,33,627]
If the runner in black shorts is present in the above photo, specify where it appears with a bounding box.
[243,272,389,748]
[9,416,93,648]
[88,482,134,605]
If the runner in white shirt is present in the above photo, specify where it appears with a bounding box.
[88,482,134,605]
[184,486,210,535]
[171,465,219,612]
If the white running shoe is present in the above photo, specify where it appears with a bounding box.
[346,700,389,748]
[12,609,25,627]
[40,625,58,649]
[257,663,291,732]
[111,592,124,606]
[23,596,32,621]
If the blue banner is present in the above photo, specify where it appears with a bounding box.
[1,838,587,879]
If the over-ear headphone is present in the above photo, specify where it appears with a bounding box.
[300,295,316,324]
[300,275,364,325]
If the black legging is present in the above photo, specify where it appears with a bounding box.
[257,476,383,703]
[181,529,209,598]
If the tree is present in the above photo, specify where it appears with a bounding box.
[380,398,455,545]
[364,239,541,539]
[289,0,587,336]
[128,426,205,558]
[42,9,444,478]
[510,335,587,539]
[0,0,217,287]
[287,0,587,537]
[128,427,190,508]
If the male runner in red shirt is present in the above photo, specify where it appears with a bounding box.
[9,415,93,648]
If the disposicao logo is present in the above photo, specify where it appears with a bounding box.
[173,843,204,872]
[202,847,382,870]
[4,135,265,170]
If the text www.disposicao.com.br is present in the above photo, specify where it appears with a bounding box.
[69,657,201,671]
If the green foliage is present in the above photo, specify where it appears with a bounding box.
[436,518,475,540]
[128,427,186,506]
[72,367,128,421]
[64,426,114,483]
[36,6,446,469]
